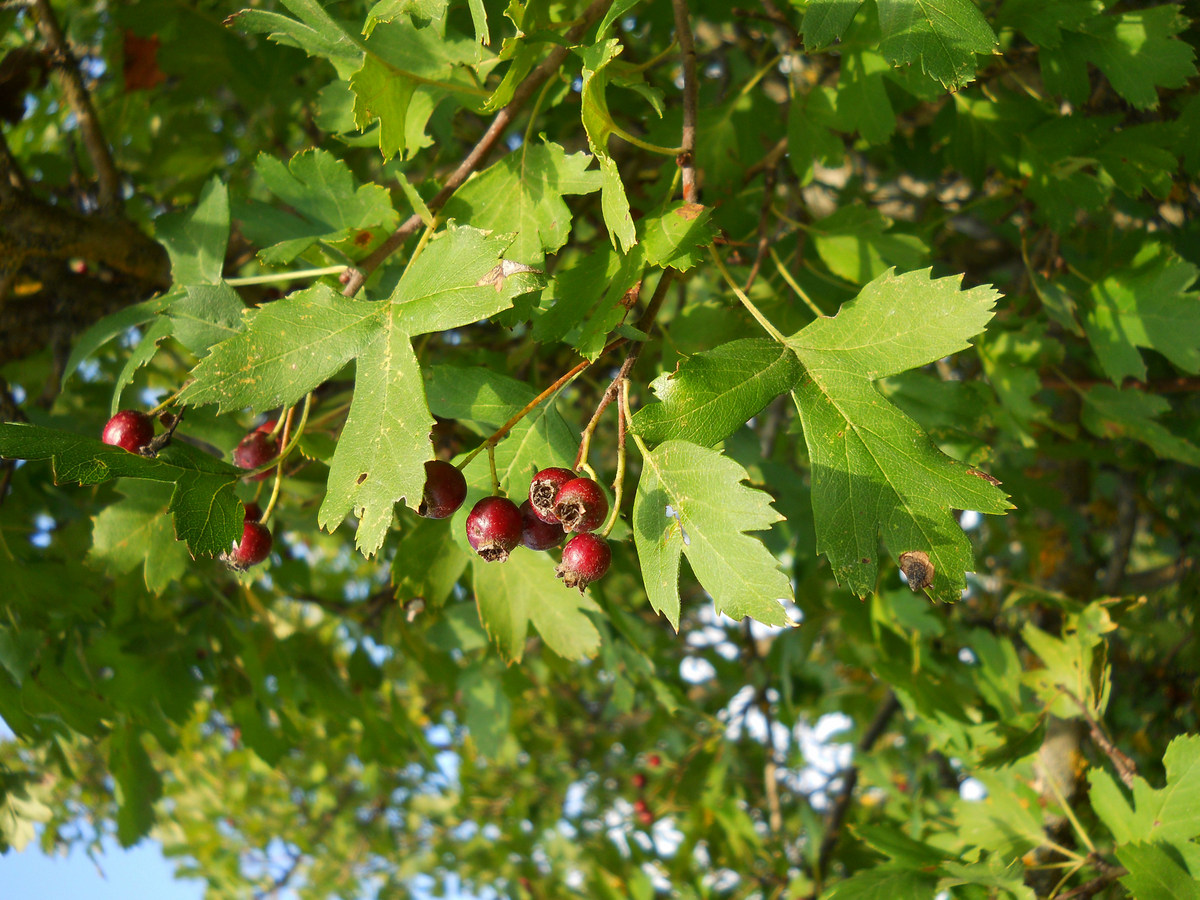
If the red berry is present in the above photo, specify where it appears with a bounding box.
[555,533,611,591]
[632,772,647,790]
[255,418,278,434]
[553,477,608,533]
[637,808,654,826]
[101,410,155,453]
[634,798,649,814]
[647,753,662,768]
[226,504,272,570]
[519,500,564,551]
[465,496,523,562]
[528,467,575,524]
[233,430,279,480]
[418,460,467,519]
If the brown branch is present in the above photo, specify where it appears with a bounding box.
[1058,862,1128,900]
[31,0,120,211]
[341,0,613,297]
[1064,689,1138,788]
[1041,374,1200,393]
[811,692,901,892]
[670,0,699,202]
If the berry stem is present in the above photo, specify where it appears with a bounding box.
[600,379,630,538]
[261,393,312,525]
[487,442,500,496]
[225,265,348,286]
[574,342,642,473]
[147,387,186,417]
[708,245,787,344]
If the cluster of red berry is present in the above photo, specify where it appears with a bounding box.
[420,462,612,591]
[103,409,612,589]
[102,409,278,570]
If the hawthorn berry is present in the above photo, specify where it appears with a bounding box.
[101,410,155,454]
[634,798,654,826]
[528,467,575,524]
[465,496,523,562]
[632,772,647,790]
[225,503,272,570]
[553,477,608,533]
[519,500,564,551]
[418,459,468,519]
[555,532,611,591]
[232,427,279,481]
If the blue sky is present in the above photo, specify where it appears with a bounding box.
[0,835,206,900]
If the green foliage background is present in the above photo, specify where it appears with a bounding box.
[1,0,1199,897]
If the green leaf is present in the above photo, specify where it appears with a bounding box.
[229,0,363,71]
[460,662,511,759]
[62,295,174,388]
[1083,243,1200,384]
[111,317,173,416]
[640,202,718,271]
[311,226,544,555]
[89,481,190,594]
[802,0,865,51]
[786,268,1010,603]
[109,722,163,847]
[811,204,927,284]
[251,149,398,264]
[1062,6,1196,111]
[155,176,230,285]
[391,514,469,607]
[1116,843,1200,900]
[631,338,802,447]
[533,243,645,360]
[1081,385,1200,467]
[875,0,997,89]
[442,139,603,265]
[997,0,1101,49]
[579,40,636,253]
[167,282,246,355]
[181,284,379,412]
[1089,734,1200,845]
[0,424,242,557]
[827,866,939,900]
[838,51,897,145]
[351,54,417,162]
[632,439,792,629]
[365,0,448,32]
[472,547,602,662]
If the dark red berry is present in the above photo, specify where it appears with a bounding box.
[519,500,564,551]
[647,753,662,768]
[555,533,611,591]
[101,410,155,453]
[632,772,647,790]
[528,467,576,524]
[255,418,278,434]
[465,496,523,562]
[553,477,608,533]
[233,430,279,480]
[418,460,467,519]
[225,504,272,570]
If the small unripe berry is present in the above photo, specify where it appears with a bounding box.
[101,410,155,454]
[418,460,467,519]
[519,500,564,551]
[465,496,523,562]
[553,477,608,533]
[233,429,279,480]
[555,533,611,591]
[226,503,272,570]
[528,467,575,524]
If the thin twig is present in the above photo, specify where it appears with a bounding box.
[670,0,699,202]
[342,0,613,297]
[1064,688,1138,788]
[1057,862,1128,900]
[575,342,643,471]
[811,692,901,892]
[32,0,120,211]
[743,162,778,292]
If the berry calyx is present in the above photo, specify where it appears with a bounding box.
[519,500,564,551]
[232,429,279,481]
[225,503,272,570]
[553,477,608,533]
[528,467,575,524]
[465,496,523,563]
[418,459,467,519]
[555,533,611,591]
[101,410,155,454]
